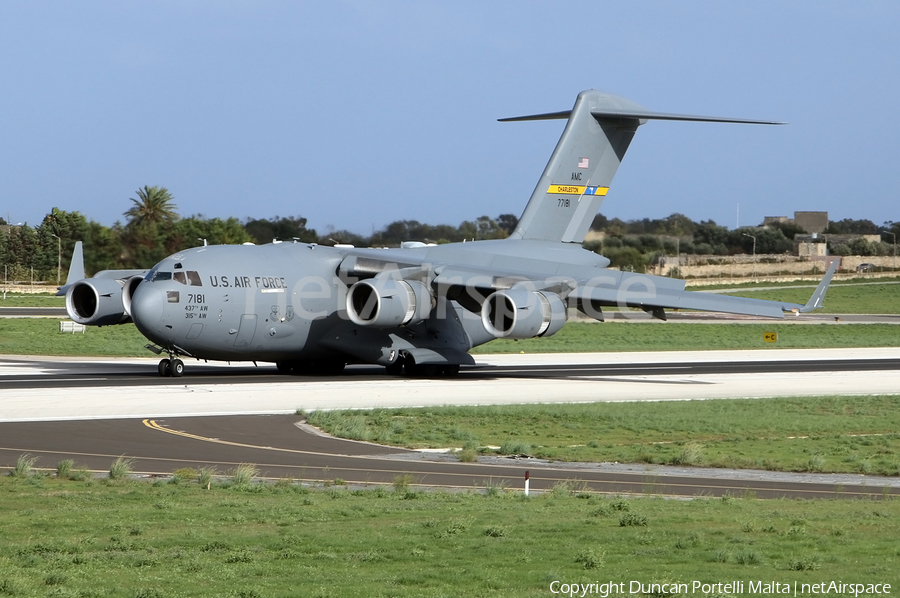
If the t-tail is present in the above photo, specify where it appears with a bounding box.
[504,90,784,244]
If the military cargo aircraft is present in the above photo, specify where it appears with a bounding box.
[58,90,837,377]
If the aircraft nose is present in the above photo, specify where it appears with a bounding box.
[131,283,165,338]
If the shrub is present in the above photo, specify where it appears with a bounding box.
[10,454,38,478]
[549,481,582,498]
[483,479,508,497]
[231,463,258,486]
[672,441,704,466]
[805,454,827,472]
[735,550,762,565]
[619,513,648,527]
[172,467,197,482]
[108,457,134,481]
[788,555,820,571]
[392,474,414,494]
[574,548,604,569]
[197,467,217,488]
[498,440,531,455]
[56,459,74,479]
[456,448,478,463]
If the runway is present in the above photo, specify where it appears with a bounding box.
[2,349,900,499]
[1,348,899,421]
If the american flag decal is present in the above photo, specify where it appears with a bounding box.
[577,157,589,169]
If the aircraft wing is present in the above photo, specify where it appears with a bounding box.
[570,259,839,319]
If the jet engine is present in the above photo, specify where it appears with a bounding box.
[121,275,145,318]
[346,278,432,328]
[481,286,567,339]
[65,278,131,326]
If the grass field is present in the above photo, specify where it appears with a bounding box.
[0,474,897,598]
[1,317,899,358]
[707,279,900,314]
[305,396,900,476]
[472,321,900,354]
[0,292,65,307]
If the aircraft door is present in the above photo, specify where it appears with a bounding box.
[233,314,258,347]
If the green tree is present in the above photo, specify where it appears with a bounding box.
[168,215,251,251]
[120,186,179,267]
[124,186,178,227]
[244,216,317,244]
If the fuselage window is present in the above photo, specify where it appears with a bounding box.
[167,291,180,303]
[187,271,202,286]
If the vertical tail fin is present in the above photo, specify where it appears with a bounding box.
[504,90,784,243]
[56,241,85,296]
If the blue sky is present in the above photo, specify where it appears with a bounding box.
[2,2,898,235]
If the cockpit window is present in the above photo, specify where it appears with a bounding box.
[172,270,202,286]
[144,265,159,282]
[152,271,172,282]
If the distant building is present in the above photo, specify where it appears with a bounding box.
[763,211,828,234]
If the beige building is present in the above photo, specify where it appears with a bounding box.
[763,211,828,234]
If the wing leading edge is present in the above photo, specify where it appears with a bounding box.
[570,259,839,319]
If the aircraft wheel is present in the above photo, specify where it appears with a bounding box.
[171,359,184,377]
[158,359,171,377]
[405,362,438,378]
[319,360,345,376]
[385,358,404,376]
[440,364,460,377]
[275,361,293,374]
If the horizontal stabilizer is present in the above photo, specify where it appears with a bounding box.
[504,90,785,245]
[500,109,785,125]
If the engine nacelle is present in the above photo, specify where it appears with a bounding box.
[346,278,432,328]
[121,275,145,318]
[481,286,567,339]
[65,278,129,326]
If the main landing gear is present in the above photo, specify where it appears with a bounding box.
[158,353,184,377]
[384,355,460,378]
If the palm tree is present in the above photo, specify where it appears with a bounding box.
[124,186,178,227]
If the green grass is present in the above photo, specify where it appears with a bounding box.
[689,275,900,291]
[708,279,900,314]
[0,317,898,357]
[472,321,900,354]
[306,396,900,475]
[0,292,65,307]
[0,318,150,356]
[0,475,898,597]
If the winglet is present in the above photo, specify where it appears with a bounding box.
[795,259,839,313]
[56,241,86,296]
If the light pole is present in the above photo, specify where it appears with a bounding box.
[50,234,61,285]
[886,232,896,272]
[742,232,757,277]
